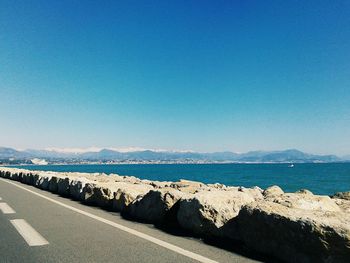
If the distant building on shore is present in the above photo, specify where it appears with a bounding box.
[31,158,48,165]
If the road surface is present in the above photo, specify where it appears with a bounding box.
[0,178,264,263]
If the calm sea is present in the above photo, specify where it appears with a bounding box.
[12,163,350,195]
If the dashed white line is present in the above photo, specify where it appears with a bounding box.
[0,197,2,200]
[10,219,49,246]
[0,178,218,263]
[0,202,16,214]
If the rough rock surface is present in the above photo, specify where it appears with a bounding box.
[126,188,184,223]
[70,177,92,200]
[237,186,264,200]
[333,198,350,213]
[177,189,256,238]
[81,183,116,208]
[170,179,207,194]
[333,191,350,201]
[263,185,284,198]
[112,182,153,212]
[236,201,350,263]
[265,192,341,212]
[295,189,313,195]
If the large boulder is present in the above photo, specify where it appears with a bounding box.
[37,175,52,190]
[112,183,153,212]
[70,177,91,200]
[81,183,114,208]
[236,201,350,263]
[32,174,40,186]
[119,175,142,184]
[57,177,71,196]
[263,185,284,198]
[265,192,341,212]
[177,188,256,238]
[10,172,19,181]
[237,186,264,200]
[141,180,172,189]
[332,192,350,201]
[170,179,206,194]
[295,189,313,195]
[6,171,13,179]
[92,186,114,207]
[333,198,350,213]
[48,176,59,193]
[81,183,97,203]
[108,173,125,183]
[126,188,184,224]
[22,172,34,185]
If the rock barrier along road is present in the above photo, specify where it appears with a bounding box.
[0,167,349,263]
[0,172,261,263]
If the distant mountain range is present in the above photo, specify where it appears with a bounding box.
[0,147,348,164]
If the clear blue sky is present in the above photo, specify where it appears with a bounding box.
[1,1,349,155]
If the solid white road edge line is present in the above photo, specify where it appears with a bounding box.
[0,178,218,263]
[10,219,49,246]
[0,202,16,214]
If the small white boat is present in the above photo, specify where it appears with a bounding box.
[288,164,294,168]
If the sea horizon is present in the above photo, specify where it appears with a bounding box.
[8,162,350,196]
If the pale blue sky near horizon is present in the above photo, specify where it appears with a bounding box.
[1,1,350,155]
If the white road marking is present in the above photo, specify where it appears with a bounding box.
[0,202,16,214]
[10,219,49,246]
[0,178,218,263]
[0,197,2,200]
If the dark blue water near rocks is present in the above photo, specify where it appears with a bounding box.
[14,163,350,195]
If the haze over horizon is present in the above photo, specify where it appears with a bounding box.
[1,145,348,158]
[1,1,350,155]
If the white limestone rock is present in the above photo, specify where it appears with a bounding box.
[265,192,341,212]
[112,182,153,212]
[177,188,256,238]
[126,188,184,224]
[333,191,350,201]
[236,201,350,263]
[263,185,284,198]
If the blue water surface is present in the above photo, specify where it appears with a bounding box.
[12,163,350,195]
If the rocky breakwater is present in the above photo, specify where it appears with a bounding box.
[0,167,349,263]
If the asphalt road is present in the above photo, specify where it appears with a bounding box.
[0,178,264,263]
